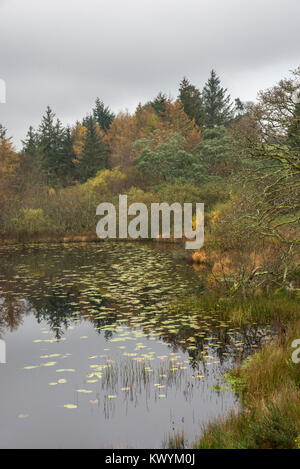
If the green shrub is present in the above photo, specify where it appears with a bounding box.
[11,208,50,234]
[251,404,298,449]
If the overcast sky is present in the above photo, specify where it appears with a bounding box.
[0,0,299,147]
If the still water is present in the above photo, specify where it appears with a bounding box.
[0,242,270,448]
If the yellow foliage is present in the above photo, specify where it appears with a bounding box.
[72,124,86,159]
[0,137,20,209]
[106,112,138,167]
[84,167,127,195]
[0,138,20,179]
[105,100,201,168]
[48,187,56,197]
[135,104,162,135]
[209,200,234,225]
[13,208,49,233]
[161,101,202,147]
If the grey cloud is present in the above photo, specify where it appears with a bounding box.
[0,0,299,147]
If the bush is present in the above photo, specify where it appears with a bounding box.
[11,208,50,234]
[251,404,298,449]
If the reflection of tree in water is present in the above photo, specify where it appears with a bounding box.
[0,273,129,340]
[0,293,30,338]
[158,322,269,367]
[0,244,272,362]
[28,287,118,339]
[0,272,270,364]
[30,292,75,340]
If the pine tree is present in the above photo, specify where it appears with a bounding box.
[202,70,233,128]
[178,77,205,126]
[0,124,9,141]
[38,106,65,184]
[77,116,108,182]
[198,126,233,176]
[22,126,38,156]
[151,92,167,115]
[58,126,77,185]
[234,98,245,116]
[92,98,115,131]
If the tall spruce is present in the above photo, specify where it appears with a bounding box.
[58,126,77,185]
[77,116,108,182]
[38,106,65,184]
[151,92,167,115]
[92,98,115,131]
[178,77,205,126]
[22,126,38,156]
[202,70,233,128]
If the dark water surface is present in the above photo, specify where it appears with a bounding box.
[0,242,270,448]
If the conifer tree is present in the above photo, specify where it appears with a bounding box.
[234,98,245,116]
[38,106,65,184]
[0,124,7,140]
[202,70,233,128]
[92,98,115,131]
[77,116,108,182]
[151,92,167,115]
[178,77,205,126]
[22,126,38,156]
[58,126,77,184]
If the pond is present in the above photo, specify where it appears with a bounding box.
[0,242,271,449]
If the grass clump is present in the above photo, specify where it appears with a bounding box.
[194,320,300,449]
[170,290,299,327]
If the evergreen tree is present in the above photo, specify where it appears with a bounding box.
[0,124,12,142]
[77,116,108,182]
[22,126,38,156]
[151,92,167,115]
[92,98,115,131]
[234,98,245,116]
[19,126,44,186]
[197,126,233,176]
[58,126,77,185]
[178,77,205,126]
[134,131,207,184]
[0,124,5,140]
[38,106,65,184]
[202,70,233,128]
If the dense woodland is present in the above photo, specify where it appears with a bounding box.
[0,68,299,293]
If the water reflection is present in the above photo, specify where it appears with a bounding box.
[0,243,271,448]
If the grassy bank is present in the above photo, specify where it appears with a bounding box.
[192,298,300,449]
[168,289,300,327]
[161,289,300,449]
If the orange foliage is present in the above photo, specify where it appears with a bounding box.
[106,100,202,168]
[0,138,20,179]
[161,101,202,149]
[0,137,20,208]
[105,112,138,168]
[72,124,86,160]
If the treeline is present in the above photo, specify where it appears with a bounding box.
[17,70,245,186]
